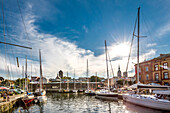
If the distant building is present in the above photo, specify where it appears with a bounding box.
[79,77,89,82]
[56,74,60,79]
[117,65,122,78]
[104,78,116,88]
[59,70,63,78]
[135,53,170,85]
[31,76,48,83]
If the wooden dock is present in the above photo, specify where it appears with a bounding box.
[0,94,25,112]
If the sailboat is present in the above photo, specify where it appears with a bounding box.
[122,7,170,111]
[72,69,78,93]
[85,59,95,95]
[34,49,47,103]
[64,72,70,93]
[22,56,35,105]
[95,40,118,101]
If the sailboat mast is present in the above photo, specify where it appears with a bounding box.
[96,72,97,89]
[25,56,28,92]
[87,59,89,90]
[67,72,69,90]
[74,69,76,90]
[39,49,43,90]
[137,7,140,83]
[22,66,24,90]
[105,40,109,90]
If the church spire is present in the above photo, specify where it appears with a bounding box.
[118,65,120,70]
[117,65,121,78]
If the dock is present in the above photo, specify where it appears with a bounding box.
[0,94,25,112]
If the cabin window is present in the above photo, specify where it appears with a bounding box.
[146,74,149,80]
[163,62,168,69]
[154,64,158,71]
[145,67,149,72]
[155,73,159,81]
[163,72,168,79]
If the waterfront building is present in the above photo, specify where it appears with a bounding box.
[104,78,116,88]
[31,76,48,83]
[79,77,90,82]
[135,53,170,85]
[123,72,128,78]
[56,74,60,79]
[117,65,122,78]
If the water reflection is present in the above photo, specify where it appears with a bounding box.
[10,93,169,113]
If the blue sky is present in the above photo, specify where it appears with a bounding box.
[0,0,170,79]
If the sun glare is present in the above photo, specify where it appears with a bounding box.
[110,42,130,57]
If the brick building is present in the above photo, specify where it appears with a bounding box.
[135,53,170,85]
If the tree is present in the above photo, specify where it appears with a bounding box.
[62,76,71,79]
[15,78,30,89]
[117,80,123,86]
[90,75,101,82]
[1,80,10,86]
[0,77,4,81]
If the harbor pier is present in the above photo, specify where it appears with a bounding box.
[0,94,24,112]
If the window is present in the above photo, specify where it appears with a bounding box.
[164,82,169,86]
[164,72,168,79]
[155,73,159,81]
[139,75,141,80]
[139,68,141,72]
[146,74,149,80]
[154,64,158,71]
[163,63,168,69]
[146,67,149,72]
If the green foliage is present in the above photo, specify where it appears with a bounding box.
[0,76,4,81]
[117,80,124,85]
[1,80,10,86]
[15,78,30,88]
[90,75,101,82]
[62,76,71,79]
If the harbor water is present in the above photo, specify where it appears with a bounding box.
[7,93,169,113]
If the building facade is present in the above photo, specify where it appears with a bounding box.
[135,53,170,85]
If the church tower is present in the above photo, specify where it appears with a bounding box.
[117,65,122,78]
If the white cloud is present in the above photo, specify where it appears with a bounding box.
[157,22,170,37]
[146,43,157,47]
[82,25,88,33]
[0,5,157,80]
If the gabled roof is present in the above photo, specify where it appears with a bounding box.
[154,53,170,59]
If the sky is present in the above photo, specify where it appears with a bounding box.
[0,0,170,80]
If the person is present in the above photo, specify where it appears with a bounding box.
[3,92,7,102]
[7,94,9,101]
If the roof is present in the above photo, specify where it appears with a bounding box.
[135,53,170,65]
[155,53,170,59]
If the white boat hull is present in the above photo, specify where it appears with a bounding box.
[95,95,118,101]
[123,94,170,111]
[37,96,47,103]
[95,92,118,101]
[72,90,78,93]
[85,90,96,95]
